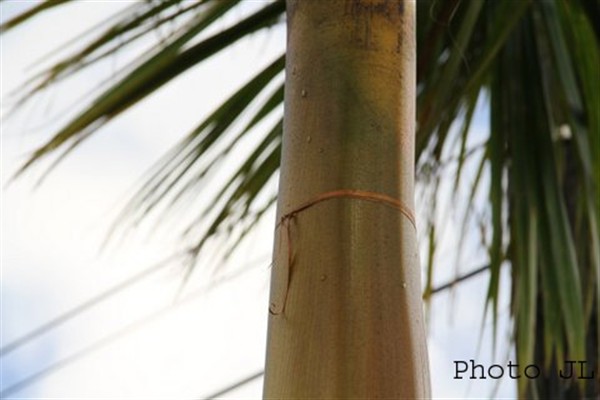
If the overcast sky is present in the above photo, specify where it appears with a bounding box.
[1,2,516,398]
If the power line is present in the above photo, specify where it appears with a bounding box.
[197,370,264,399]
[1,250,189,357]
[1,259,490,396]
[1,258,269,397]
[429,264,490,295]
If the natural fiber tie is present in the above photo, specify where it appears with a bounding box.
[269,189,416,315]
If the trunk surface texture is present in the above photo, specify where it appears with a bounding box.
[264,1,430,398]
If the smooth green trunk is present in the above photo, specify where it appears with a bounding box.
[263,0,430,398]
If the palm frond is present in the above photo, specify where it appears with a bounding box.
[415,0,597,396]
[11,0,285,179]
[0,0,72,32]
[108,55,284,274]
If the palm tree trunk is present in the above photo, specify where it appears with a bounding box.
[263,1,430,398]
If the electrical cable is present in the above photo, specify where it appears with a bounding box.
[197,370,264,399]
[1,250,189,357]
[1,258,489,396]
[1,256,270,397]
